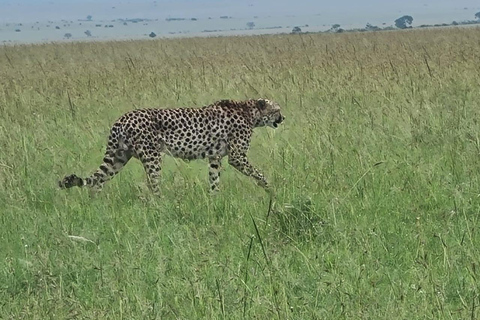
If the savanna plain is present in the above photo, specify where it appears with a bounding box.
[1,27,480,319]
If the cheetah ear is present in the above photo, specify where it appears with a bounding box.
[256,99,267,110]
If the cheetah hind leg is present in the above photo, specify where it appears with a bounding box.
[138,149,163,196]
[208,157,223,193]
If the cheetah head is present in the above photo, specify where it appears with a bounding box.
[256,99,285,129]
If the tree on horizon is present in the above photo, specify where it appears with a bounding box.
[395,15,413,29]
[291,26,302,34]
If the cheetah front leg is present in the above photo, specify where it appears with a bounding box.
[228,149,269,189]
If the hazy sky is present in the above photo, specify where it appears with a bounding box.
[1,0,479,24]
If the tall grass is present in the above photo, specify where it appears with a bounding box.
[1,27,480,318]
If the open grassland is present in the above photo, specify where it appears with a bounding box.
[1,27,480,319]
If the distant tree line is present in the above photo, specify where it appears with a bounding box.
[318,12,480,35]
[9,10,480,40]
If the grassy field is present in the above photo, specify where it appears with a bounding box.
[1,27,480,319]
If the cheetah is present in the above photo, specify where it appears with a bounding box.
[59,98,285,194]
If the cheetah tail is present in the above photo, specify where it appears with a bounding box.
[58,174,86,189]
